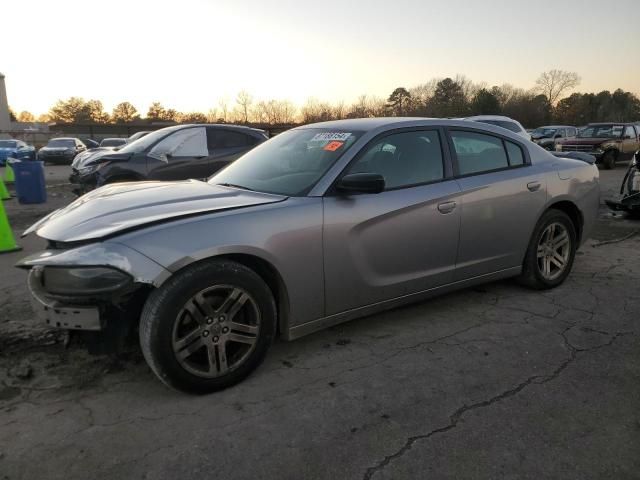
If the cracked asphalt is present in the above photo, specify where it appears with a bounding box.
[1,166,639,480]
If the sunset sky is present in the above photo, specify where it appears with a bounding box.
[3,0,639,115]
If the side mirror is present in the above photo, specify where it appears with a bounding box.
[337,173,385,194]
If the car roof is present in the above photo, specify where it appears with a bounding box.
[464,115,519,122]
[587,122,634,126]
[538,125,575,129]
[296,117,438,131]
[181,124,266,134]
[295,117,530,135]
[50,137,77,141]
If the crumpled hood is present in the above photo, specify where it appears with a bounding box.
[71,148,116,168]
[24,180,287,242]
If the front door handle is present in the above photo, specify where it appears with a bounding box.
[527,181,541,192]
[437,201,457,214]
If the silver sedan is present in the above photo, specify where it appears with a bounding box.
[17,118,600,393]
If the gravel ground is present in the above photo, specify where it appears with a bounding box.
[0,164,638,480]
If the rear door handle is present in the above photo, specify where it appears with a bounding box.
[527,181,541,192]
[437,201,457,214]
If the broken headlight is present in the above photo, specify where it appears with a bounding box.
[42,267,132,296]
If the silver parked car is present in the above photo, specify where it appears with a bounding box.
[17,118,600,393]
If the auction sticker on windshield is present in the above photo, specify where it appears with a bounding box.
[323,141,344,151]
[311,132,352,142]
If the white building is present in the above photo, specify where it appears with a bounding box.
[0,72,11,134]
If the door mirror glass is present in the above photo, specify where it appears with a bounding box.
[337,173,385,194]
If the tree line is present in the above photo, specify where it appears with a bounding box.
[10,70,640,128]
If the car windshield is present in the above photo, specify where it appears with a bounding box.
[533,127,557,137]
[118,126,182,154]
[47,139,75,148]
[476,120,522,133]
[0,140,17,148]
[578,125,624,138]
[209,128,362,196]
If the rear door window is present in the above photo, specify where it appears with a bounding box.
[505,141,524,166]
[451,131,509,175]
[207,129,253,151]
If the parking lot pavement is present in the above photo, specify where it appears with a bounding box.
[0,167,639,479]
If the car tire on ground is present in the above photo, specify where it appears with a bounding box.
[518,209,577,290]
[602,150,616,169]
[139,259,276,394]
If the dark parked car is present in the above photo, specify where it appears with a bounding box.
[71,132,151,177]
[531,125,578,150]
[0,139,37,165]
[38,138,87,165]
[556,123,640,169]
[70,124,267,191]
[99,138,127,148]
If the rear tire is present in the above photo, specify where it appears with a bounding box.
[140,259,276,394]
[602,150,616,170]
[518,209,577,290]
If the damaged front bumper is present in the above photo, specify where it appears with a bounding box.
[17,241,172,332]
[28,267,102,330]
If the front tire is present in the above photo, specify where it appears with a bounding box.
[518,209,577,290]
[602,150,616,169]
[140,259,276,394]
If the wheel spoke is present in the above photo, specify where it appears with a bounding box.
[214,343,229,374]
[543,257,551,276]
[184,301,208,326]
[553,232,569,249]
[176,336,205,360]
[193,292,217,318]
[228,332,257,345]
[547,224,556,240]
[174,326,202,350]
[537,245,546,258]
[229,321,258,335]
[551,252,566,268]
[217,288,249,320]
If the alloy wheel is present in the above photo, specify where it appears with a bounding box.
[536,222,571,281]
[172,285,260,378]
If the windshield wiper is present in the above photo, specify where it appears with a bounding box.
[217,183,256,192]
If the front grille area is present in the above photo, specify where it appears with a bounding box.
[560,144,597,153]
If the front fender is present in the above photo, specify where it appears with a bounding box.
[113,198,325,328]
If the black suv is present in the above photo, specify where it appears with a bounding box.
[70,124,268,192]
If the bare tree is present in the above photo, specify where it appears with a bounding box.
[332,100,346,120]
[235,90,253,123]
[217,98,230,122]
[301,98,335,123]
[206,108,218,123]
[535,70,581,106]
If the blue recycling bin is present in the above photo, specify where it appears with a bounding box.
[9,159,47,204]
